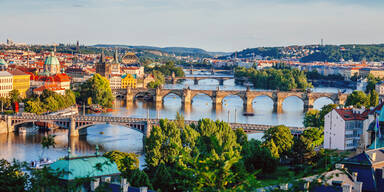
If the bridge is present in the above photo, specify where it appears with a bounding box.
[0,114,305,137]
[183,68,234,75]
[124,87,348,113]
[168,76,234,85]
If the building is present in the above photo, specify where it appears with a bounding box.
[0,71,13,98]
[121,52,139,65]
[42,51,61,75]
[121,66,144,79]
[96,50,122,90]
[109,74,122,90]
[0,58,8,71]
[8,69,30,98]
[324,107,375,150]
[375,82,384,96]
[33,84,66,95]
[121,74,137,89]
[48,147,153,192]
[341,148,384,192]
[141,74,155,88]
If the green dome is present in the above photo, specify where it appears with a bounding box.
[49,156,120,180]
[0,59,8,66]
[44,52,60,66]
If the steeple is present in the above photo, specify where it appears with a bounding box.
[100,49,106,63]
[114,49,119,63]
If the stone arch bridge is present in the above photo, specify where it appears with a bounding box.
[125,87,348,113]
[1,114,305,137]
[168,76,234,85]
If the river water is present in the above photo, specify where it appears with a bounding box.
[0,73,352,165]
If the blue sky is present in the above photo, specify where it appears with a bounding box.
[0,0,383,52]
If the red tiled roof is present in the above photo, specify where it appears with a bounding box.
[34,84,65,92]
[335,108,369,121]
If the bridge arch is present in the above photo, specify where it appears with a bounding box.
[76,122,145,136]
[251,95,274,111]
[222,94,244,107]
[162,91,183,103]
[12,119,70,129]
[313,97,335,110]
[281,96,305,112]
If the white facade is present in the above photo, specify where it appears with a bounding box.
[0,71,13,98]
[324,108,374,150]
[375,82,384,96]
[109,75,121,90]
[123,67,144,78]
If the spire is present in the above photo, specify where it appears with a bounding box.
[114,49,119,63]
[100,49,105,63]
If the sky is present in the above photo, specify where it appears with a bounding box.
[0,0,384,52]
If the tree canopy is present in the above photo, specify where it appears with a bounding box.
[79,74,114,108]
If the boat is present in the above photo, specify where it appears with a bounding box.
[30,158,54,169]
[19,123,39,134]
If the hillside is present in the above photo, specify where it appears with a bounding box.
[93,44,231,57]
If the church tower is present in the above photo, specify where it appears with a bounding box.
[96,49,107,77]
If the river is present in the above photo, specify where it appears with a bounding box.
[0,73,352,166]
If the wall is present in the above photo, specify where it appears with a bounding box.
[324,109,346,150]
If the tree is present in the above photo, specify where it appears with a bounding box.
[262,125,294,157]
[40,135,56,159]
[368,90,379,107]
[366,74,379,93]
[303,109,321,128]
[103,150,139,172]
[79,74,114,108]
[319,104,337,126]
[0,159,28,192]
[9,89,21,105]
[345,90,369,108]
[243,139,278,173]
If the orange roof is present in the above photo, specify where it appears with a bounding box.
[53,73,71,82]
[335,108,369,121]
[34,84,65,92]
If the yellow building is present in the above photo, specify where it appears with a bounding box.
[8,69,30,98]
[121,74,137,89]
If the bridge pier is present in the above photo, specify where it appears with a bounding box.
[6,116,15,133]
[218,79,224,86]
[171,78,177,84]
[69,117,79,137]
[194,78,199,85]
[126,88,134,103]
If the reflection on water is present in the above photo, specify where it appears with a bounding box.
[0,74,351,163]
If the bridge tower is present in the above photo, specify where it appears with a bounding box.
[244,87,254,113]
[182,87,192,108]
[126,87,134,103]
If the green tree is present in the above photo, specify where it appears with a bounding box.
[345,90,369,108]
[366,74,379,93]
[368,90,379,107]
[40,135,56,159]
[319,104,338,126]
[103,150,139,172]
[9,89,21,105]
[0,159,29,192]
[243,139,278,173]
[303,109,321,128]
[262,125,294,157]
[79,74,114,108]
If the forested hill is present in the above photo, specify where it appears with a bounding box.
[222,44,384,62]
[300,44,384,62]
[93,44,231,57]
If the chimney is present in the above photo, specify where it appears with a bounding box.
[279,183,288,190]
[372,152,377,161]
[140,187,148,192]
[90,178,100,191]
[335,164,344,169]
[120,178,130,192]
[354,182,363,192]
[352,172,358,182]
[342,184,351,192]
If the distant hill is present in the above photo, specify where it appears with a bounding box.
[93,44,231,58]
[222,44,384,62]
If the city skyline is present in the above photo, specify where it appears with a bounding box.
[1,0,384,52]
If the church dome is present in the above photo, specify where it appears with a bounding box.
[44,52,60,66]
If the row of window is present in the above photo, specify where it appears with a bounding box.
[0,93,9,97]
[0,78,12,83]
[0,85,12,90]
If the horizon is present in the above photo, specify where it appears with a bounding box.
[1,0,384,52]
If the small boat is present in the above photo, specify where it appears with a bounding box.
[19,124,39,134]
[243,112,255,116]
[30,158,54,169]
